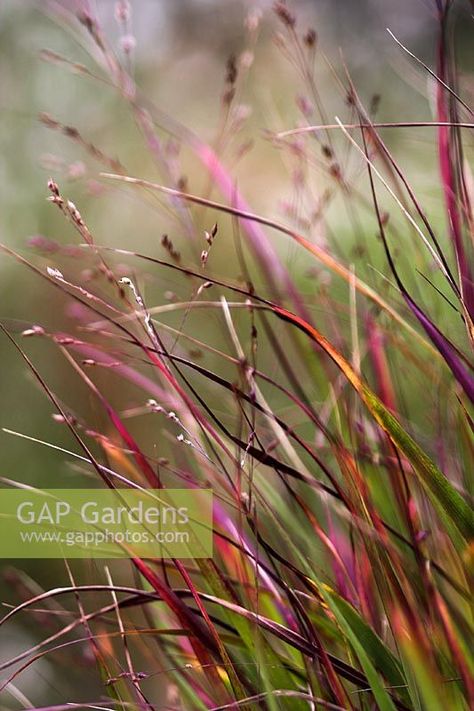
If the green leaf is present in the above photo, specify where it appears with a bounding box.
[324,588,411,707]
[318,585,400,711]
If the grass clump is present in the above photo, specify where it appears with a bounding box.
[1,1,473,710]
